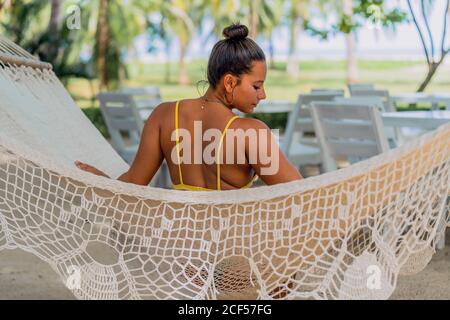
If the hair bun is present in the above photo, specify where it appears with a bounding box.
[223,23,249,40]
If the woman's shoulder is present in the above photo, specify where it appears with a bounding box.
[232,117,270,131]
[153,99,198,113]
[149,100,179,116]
[141,101,174,124]
[148,99,201,121]
[155,100,177,110]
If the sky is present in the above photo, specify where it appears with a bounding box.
[131,0,450,62]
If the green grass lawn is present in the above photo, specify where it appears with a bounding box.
[68,59,450,109]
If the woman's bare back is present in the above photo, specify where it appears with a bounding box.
[157,99,255,190]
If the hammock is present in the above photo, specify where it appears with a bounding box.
[0,36,449,300]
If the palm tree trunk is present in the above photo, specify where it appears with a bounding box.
[249,0,260,40]
[0,0,13,15]
[165,42,171,84]
[269,31,276,70]
[161,18,171,84]
[47,0,61,62]
[97,0,109,91]
[179,41,188,85]
[287,13,301,79]
[345,33,358,84]
[49,0,61,34]
[0,1,8,12]
[344,0,358,84]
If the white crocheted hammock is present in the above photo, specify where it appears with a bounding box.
[0,36,449,300]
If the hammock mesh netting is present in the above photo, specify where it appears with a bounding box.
[0,36,449,300]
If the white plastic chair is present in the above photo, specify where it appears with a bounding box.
[350,89,395,112]
[119,86,162,119]
[348,83,375,95]
[356,90,434,144]
[310,101,389,172]
[333,96,399,148]
[98,92,143,164]
[98,92,170,188]
[311,88,345,96]
[281,92,344,171]
[334,96,385,111]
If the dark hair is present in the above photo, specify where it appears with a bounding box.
[207,23,265,89]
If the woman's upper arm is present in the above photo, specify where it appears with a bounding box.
[125,104,165,185]
[242,118,302,185]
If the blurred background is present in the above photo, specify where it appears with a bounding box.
[0,0,449,135]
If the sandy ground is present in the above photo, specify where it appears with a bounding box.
[0,229,449,300]
[390,229,450,300]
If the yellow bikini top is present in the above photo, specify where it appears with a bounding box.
[173,100,258,191]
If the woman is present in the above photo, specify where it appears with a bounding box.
[76,23,302,189]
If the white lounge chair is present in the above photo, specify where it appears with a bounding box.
[98,92,170,188]
[310,101,389,172]
[281,92,344,172]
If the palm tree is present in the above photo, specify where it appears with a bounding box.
[286,0,339,78]
[208,0,283,70]
[145,14,173,83]
[96,0,108,91]
[305,0,406,85]
[249,0,261,39]
[259,0,284,70]
[286,0,309,79]
[207,0,242,37]
[344,0,358,84]
[0,0,12,14]
[170,0,194,85]
[0,0,49,45]
[140,0,202,85]
[160,0,205,85]
[47,0,62,63]
[73,0,147,90]
[0,1,79,70]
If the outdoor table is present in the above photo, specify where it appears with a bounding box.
[392,93,450,110]
[381,110,450,130]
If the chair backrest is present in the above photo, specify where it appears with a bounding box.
[281,92,344,155]
[333,96,400,147]
[311,88,345,96]
[348,83,375,95]
[98,92,144,164]
[119,86,162,112]
[310,101,390,172]
[255,100,295,113]
[333,96,384,111]
[444,99,450,111]
[350,89,395,112]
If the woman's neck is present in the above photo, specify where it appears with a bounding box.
[202,87,233,111]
